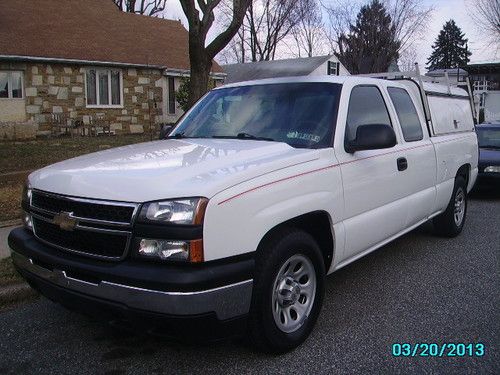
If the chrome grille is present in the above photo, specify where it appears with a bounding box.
[29,190,138,260]
[31,191,136,225]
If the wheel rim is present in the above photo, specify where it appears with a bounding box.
[272,254,316,333]
[454,188,466,226]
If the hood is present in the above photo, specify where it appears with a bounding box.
[479,147,500,167]
[29,139,319,202]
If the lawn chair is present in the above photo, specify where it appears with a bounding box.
[89,114,112,136]
[50,113,75,137]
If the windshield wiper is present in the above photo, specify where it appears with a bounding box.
[212,133,275,142]
[168,132,185,139]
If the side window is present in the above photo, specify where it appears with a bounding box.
[388,87,423,142]
[346,86,391,142]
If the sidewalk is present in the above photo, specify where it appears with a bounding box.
[0,225,18,259]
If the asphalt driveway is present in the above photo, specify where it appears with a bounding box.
[0,191,498,374]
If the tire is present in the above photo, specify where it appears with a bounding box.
[433,176,468,237]
[248,228,325,354]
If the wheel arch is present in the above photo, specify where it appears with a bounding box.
[256,211,335,271]
[456,163,471,186]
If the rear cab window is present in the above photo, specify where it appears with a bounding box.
[387,87,424,142]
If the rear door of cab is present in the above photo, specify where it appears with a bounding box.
[385,84,437,227]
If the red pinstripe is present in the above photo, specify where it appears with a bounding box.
[217,133,475,205]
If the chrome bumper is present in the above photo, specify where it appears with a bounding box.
[12,251,253,320]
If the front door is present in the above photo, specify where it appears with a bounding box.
[336,84,410,261]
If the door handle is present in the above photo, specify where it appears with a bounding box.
[397,157,408,171]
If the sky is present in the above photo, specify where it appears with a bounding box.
[417,0,498,66]
[160,0,499,70]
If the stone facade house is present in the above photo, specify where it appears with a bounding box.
[0,0,224,139]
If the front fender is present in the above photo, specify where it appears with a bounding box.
[202,157,344,262]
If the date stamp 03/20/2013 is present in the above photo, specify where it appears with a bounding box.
[391,343,486,358]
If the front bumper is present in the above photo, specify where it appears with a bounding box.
[9,228,254,323]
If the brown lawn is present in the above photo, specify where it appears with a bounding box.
[0,134,153,222]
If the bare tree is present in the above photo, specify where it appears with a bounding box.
[398,48,418,71]
[245,0,303,61]
[113,0,168,16]
[180,0,251,107]
[469,0,500,51]
[321,0,359,53]
[216,0,249,63]
[217,0,305,63]
[291,0,325,57]
[384,0,433,56]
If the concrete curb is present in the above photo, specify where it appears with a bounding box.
[0,220,21,228]
[1,225,19,259]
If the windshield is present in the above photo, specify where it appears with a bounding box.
[476,127,500,149]
[170,83,341,149]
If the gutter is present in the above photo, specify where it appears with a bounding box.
[0,55,167,69]
[0,55,228,79]
[164,68,227,80]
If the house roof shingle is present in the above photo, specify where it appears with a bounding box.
[0,0,223,72]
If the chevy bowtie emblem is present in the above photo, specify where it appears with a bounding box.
[53,212,78,231]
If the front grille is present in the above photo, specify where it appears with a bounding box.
[31,191,135,224]
[33,218,129,259]
[29,190,138,260]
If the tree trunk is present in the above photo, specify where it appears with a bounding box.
[188,38,212,108]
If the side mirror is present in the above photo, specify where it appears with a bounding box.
[159,124,174,139]
[346,124,397,153]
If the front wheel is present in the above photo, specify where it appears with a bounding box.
[433,176,468,237]
[248,229,325,353]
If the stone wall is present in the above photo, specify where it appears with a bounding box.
[1,61,164,136]
[0,121,37,140]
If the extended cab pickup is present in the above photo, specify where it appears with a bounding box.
[9,75,478,353]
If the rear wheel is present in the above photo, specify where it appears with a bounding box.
[433,176,468,237]
[248,229,325,353]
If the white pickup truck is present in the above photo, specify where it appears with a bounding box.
[10,75,478,353]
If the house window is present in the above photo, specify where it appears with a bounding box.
[0,71,23,99]
[168,77,176,114]
[327,61,340,76]
[86,69,122,107]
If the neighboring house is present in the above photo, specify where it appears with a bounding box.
[425,68,469,89]
[222,55,350,84]
[0,0,224,139]
[463,61,500,123]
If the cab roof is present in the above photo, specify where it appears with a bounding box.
[218,75,468,97]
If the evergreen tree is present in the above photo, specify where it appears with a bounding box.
[337,0,400,74]
[427,20,472,70]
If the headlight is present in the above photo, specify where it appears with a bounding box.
[136,239,203,262]
[137,239,204,262]
[484,166,500,173]
[138,198,208,225]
